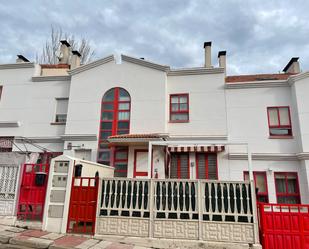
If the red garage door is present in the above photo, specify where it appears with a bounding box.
[259,203,309,249]
[67,177,99,234]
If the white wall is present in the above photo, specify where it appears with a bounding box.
[226,87,300,153]
[167,73,227,136]
[0,66,70,153]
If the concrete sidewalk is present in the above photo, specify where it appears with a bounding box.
[0,225,151,249]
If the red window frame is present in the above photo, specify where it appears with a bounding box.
[243,171,269,203]
[267,106,292,137]
[170,153,190,179]
[274,172,301,204]
[195,153,218,180]
[169,93,189,122]
[114,146,128,177]
[97,87,130,166]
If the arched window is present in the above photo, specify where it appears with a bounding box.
[97,87,130,177]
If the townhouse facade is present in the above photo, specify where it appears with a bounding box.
[0,40,308,207]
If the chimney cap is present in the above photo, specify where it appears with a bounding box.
[72,50,81,57]
[283,57,299,72]
[203,41,212,48]
[17,55,30,62]
[60,40,71,47]
[218,51,227,57]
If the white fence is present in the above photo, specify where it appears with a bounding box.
[0,165,19,216]
[96,178,257,244]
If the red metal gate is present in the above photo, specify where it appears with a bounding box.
[67,177,99,234]
[259,203,309,249]
[17,164,49,220]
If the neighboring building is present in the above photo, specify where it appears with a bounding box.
[0,41,308,205]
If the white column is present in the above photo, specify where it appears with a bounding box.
[148,142,153,179]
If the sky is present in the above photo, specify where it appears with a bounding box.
[0,0,308,75]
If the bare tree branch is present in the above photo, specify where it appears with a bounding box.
[37,25,95,64]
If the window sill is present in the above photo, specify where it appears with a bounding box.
[50,122,66,125]
[169,120,190,123]
[269,135,293,139]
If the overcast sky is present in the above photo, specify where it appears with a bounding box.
[0,0,308,75]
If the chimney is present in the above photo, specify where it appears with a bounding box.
[16,55,30,63]
[204,41,212,68]
[59,40,71,64]
[70,50,81,69]
[218,51,226,69]
[283,57,300,74]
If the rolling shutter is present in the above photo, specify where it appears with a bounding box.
[170,153,189,179]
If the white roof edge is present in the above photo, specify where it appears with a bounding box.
[0,62,35,70]
[121,54,170,72]
[68,55,115,75]
[168,67,225,76]
[288,71,309,84]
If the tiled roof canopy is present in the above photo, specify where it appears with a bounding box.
[226,73,294,83]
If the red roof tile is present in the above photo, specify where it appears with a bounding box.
[40,64,70,69]
[108,133,166,139]
[226,73,294,83]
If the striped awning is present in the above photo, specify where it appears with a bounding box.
[168,145,225,153]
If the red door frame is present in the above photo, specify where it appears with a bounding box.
[17,164,50,220]
[67,177,99,234]
[133,149,153,178]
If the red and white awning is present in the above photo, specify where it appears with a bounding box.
[167,145,225,153]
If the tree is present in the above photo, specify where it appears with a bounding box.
[37,25,95,65]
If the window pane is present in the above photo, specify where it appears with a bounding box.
[103,89,115,101]
[115,151,128,160]
[179,154,189,179]
[171,97,179,104]
[56,99,69,114]
[279,108,290,126]
[270,128,290,136]
[101,122,112,129]
[257,195,268,203]
[119,89,130,101]
[99,143,109,149]
[275,175,286,193]
[119,103,129,110]
[102,103,114,110]
[118,112,130,120]
[102,112,113,120]
[278,196,299,204]
[118,121,129,129]
[179,103,188,111]
[256,174,266,192]
[179,96,188,103]
[56,114,67,123]
[268,108,279,126]
[197,154,206,179]
[171,113,188,121]
[98,151,110,161]
[171,103,179,111]
[287,175,297,193]
[170,154,178,179]
[101,131,112,139]
[208,154,217,180]
[117,130,129,135]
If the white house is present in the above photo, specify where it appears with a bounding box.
[0,40,308,208]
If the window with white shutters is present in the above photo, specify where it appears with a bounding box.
[196,153,217,180]
[170,153,189,179]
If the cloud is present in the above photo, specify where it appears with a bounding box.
[0,0,308,75]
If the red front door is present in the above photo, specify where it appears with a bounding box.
[133,150,149,178]
[17,164,49,220]
[67,177,99,234]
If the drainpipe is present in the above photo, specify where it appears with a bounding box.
[247,144,259,244]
